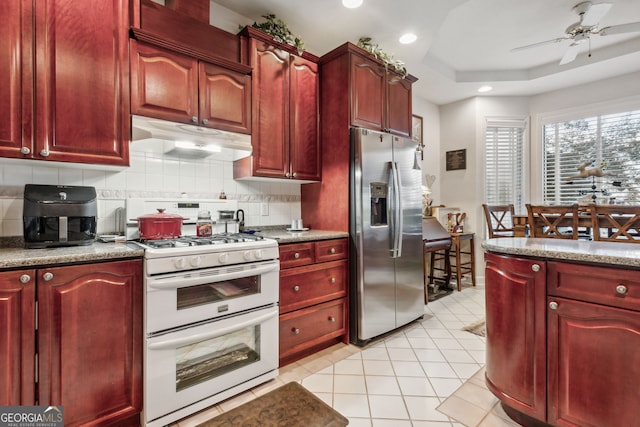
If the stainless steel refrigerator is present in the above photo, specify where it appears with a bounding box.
[350,127,424,345]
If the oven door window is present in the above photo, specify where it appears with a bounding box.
[177,275,260,310]
[176,326,260,391]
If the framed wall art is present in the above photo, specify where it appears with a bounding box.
[446,149,466,171]
[412,115,423,143]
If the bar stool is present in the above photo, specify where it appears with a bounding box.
[450,232,476,291]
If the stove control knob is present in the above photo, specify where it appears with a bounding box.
[190,256,202,267]
[243,250,252,261]
[254,249,264,259]
[219,253,229,264]
[174,258,186,269]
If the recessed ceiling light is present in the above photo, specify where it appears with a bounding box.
[399,33,417,44]
[478,85,493,93]
[342,0,363,8]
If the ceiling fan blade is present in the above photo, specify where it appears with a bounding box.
[580,2,612,27]
[598,22,640,35]
[511,37,568,52]
[559,43,581,65]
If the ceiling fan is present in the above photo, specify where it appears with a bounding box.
[512,1,640,65]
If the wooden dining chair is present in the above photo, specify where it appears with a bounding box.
[526,203,579,239]
[591,205,640,243]
[482,204,515,238]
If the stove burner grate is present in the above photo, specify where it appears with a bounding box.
[140,233,264,248]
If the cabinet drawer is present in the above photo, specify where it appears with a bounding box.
[279,243,315,269]
[279,260,348,313]
[548,261,640,311]
[315,238,348,263]
[279,298,346,360]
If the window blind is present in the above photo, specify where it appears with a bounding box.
[543,110,640,204]
[485,120,526,214]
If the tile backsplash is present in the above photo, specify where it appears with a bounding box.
[0,146,301,238]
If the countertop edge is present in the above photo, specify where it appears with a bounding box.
[482,237,640,268]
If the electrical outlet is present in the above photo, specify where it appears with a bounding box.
[260,203,269,216]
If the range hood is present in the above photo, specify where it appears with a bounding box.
[131,115,252,160]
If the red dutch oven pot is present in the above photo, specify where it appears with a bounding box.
[132,209,184,240]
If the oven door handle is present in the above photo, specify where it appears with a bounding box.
[147,307,278,350]
[147,262,279,290]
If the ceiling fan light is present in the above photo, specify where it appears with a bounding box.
[399,33,417,44]
[478,85,493,93]
[342,0,363,9]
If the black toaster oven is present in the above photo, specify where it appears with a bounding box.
[23,184,97,248]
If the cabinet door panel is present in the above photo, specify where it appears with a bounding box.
[0,270,35,406]
[251,40,289,178]
[0,1,32,158]
[547,297,640,427]
[200,62,251,134]
[131,41,199,124]
[350,56,385,130]
[484,252,547,420]
[34,0,130,165]
[386,75,412,137]
[289,55,320,181]
[38,260,142,426]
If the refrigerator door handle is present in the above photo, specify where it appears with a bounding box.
[387,163,396,256]
[391,161,403,257]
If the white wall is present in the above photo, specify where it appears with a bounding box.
[413,96,441,202]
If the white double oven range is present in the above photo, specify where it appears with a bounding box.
[126,198,279,427]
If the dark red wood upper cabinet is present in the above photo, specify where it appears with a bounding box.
[0,270,35,406]
[234,28,320,182]
[1,0,130,166]
[386,74,413,138]
[200,62,252,134]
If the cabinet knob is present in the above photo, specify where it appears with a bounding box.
[292,327,300,335]
[19,274,31,284]
[40,149,50,157]
[20,147,31,155]
[330,247,336,254]
[328,316,336,323]
[531,264,541,272]
[294,252,300,259]
[201,118,208,125]
[285,172,291,178]
[42,272,54,281]
[191,116,198,123]
[330,277,336,283]
[549,301,558,310]
[292,172,297,178]
[293,285,300,292]
[616,285,628,295]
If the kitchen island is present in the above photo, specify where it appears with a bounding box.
[482,238,640,427]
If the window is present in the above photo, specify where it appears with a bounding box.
[543,110,640,204]
[485,118,526,214]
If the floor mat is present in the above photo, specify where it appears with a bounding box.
[195,381,349,427]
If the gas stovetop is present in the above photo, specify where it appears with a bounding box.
[140,233,265,249]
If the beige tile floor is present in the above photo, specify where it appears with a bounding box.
[173,283,520,427]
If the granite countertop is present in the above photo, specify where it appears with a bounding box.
[482,237,640,268]
[255,228,349,244]
[0,241,144,270]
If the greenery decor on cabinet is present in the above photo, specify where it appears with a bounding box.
[248,14,305,55]
[357,37,408,78]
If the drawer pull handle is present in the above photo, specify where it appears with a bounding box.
[328,316,336,322]
[330,277,336,283]
[42,272,54,281]
[330,247,336,254]
[549,301,558,310]
[294,252,300,259]
[293,285,300,292]
[531,264,541,272]
[292,327,300,335]
[19,274,31,284]
[616,285,628,295]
